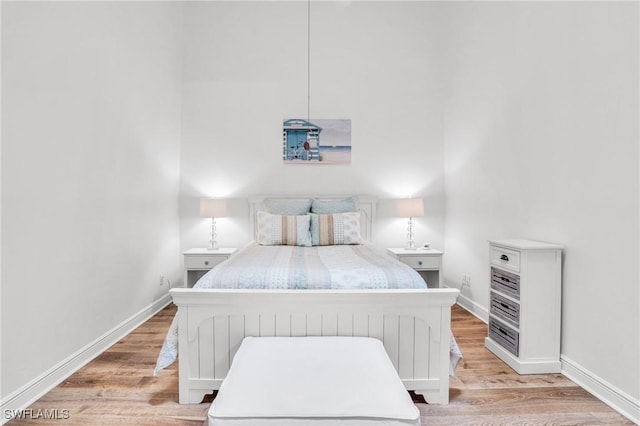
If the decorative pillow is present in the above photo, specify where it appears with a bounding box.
[256,211,312,247]
[309,212,362,246]
[264,198,312,215]
[310,196,358,214]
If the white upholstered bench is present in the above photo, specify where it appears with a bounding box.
[207,336,421,426]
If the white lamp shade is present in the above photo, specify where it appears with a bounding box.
[396,198,424,218]
[200,198,228,218]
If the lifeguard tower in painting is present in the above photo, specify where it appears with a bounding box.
[283,118,322,161]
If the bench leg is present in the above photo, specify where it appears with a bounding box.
[414,389,449,404]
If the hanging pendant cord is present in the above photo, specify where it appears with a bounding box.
[307,0,311,121]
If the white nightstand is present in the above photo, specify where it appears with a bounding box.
[183,248,237,288]
[387,247,443,288]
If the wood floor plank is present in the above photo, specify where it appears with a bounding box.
[5,304,633,425]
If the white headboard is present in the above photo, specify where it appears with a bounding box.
[248,195,378,242]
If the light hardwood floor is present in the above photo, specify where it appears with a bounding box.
[6,304,633,425]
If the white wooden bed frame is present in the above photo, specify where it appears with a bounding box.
[170,195,459,405]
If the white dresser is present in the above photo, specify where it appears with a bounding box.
[485,239,562,374]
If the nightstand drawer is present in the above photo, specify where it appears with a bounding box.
[490,246,520,273]
[398,255,441,270]
[184,255,227,270]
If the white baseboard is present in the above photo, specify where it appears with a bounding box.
[0,293,172,425]
[561,355,640,424]
[455,292,489,323]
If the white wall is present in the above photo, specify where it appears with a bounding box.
[441,0,639,409]
[1,2,183,399]
[179,1,446,252]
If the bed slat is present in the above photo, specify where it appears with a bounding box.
[383,315,400,370]
[368,315,384,341]
[291,314,307,336]
[245,314,260,337]
[275,314,291,336]
[199,318,214,379]
[337,313,353,336]
[353,314,369,336]
[398,316,416,379]
[229,315,245,363]
[213,316,230,379]
[260,315,276,337]
[414,317,430,380]
[322,314,338,336]
[307,314,322,336]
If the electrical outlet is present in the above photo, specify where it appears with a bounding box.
[461,274,471,289]
[159,275,165,286]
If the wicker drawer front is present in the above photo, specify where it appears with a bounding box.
[489,317,519,357]
[491,267,520,300]
[490,291,520,328]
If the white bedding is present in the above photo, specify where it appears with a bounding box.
[154,243,462,377]
[208,337,421,426]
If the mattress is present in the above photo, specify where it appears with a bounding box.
[207,337,421,426]
[194,242,428,290]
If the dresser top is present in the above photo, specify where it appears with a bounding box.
[489,239,563,251]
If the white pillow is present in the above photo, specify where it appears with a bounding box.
[256,211,312,247]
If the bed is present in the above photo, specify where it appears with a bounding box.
[157,195,460,405]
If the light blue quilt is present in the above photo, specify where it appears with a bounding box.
[194,242,427,290]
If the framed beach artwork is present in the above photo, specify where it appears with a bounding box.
[282,118,351,164]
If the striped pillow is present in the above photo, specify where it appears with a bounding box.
[309,212,362,246]
[256,211,312,247]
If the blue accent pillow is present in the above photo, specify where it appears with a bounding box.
[264,198,312,215]
[310,196,358,214]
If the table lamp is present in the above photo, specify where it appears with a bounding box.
[396,198,424,250]
[200,198,228,250]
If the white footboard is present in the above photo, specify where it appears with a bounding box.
[170,288,459,405]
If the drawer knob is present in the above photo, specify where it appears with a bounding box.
[500,254,509,262]
[417,260,423,266]
[204,260,209,266]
